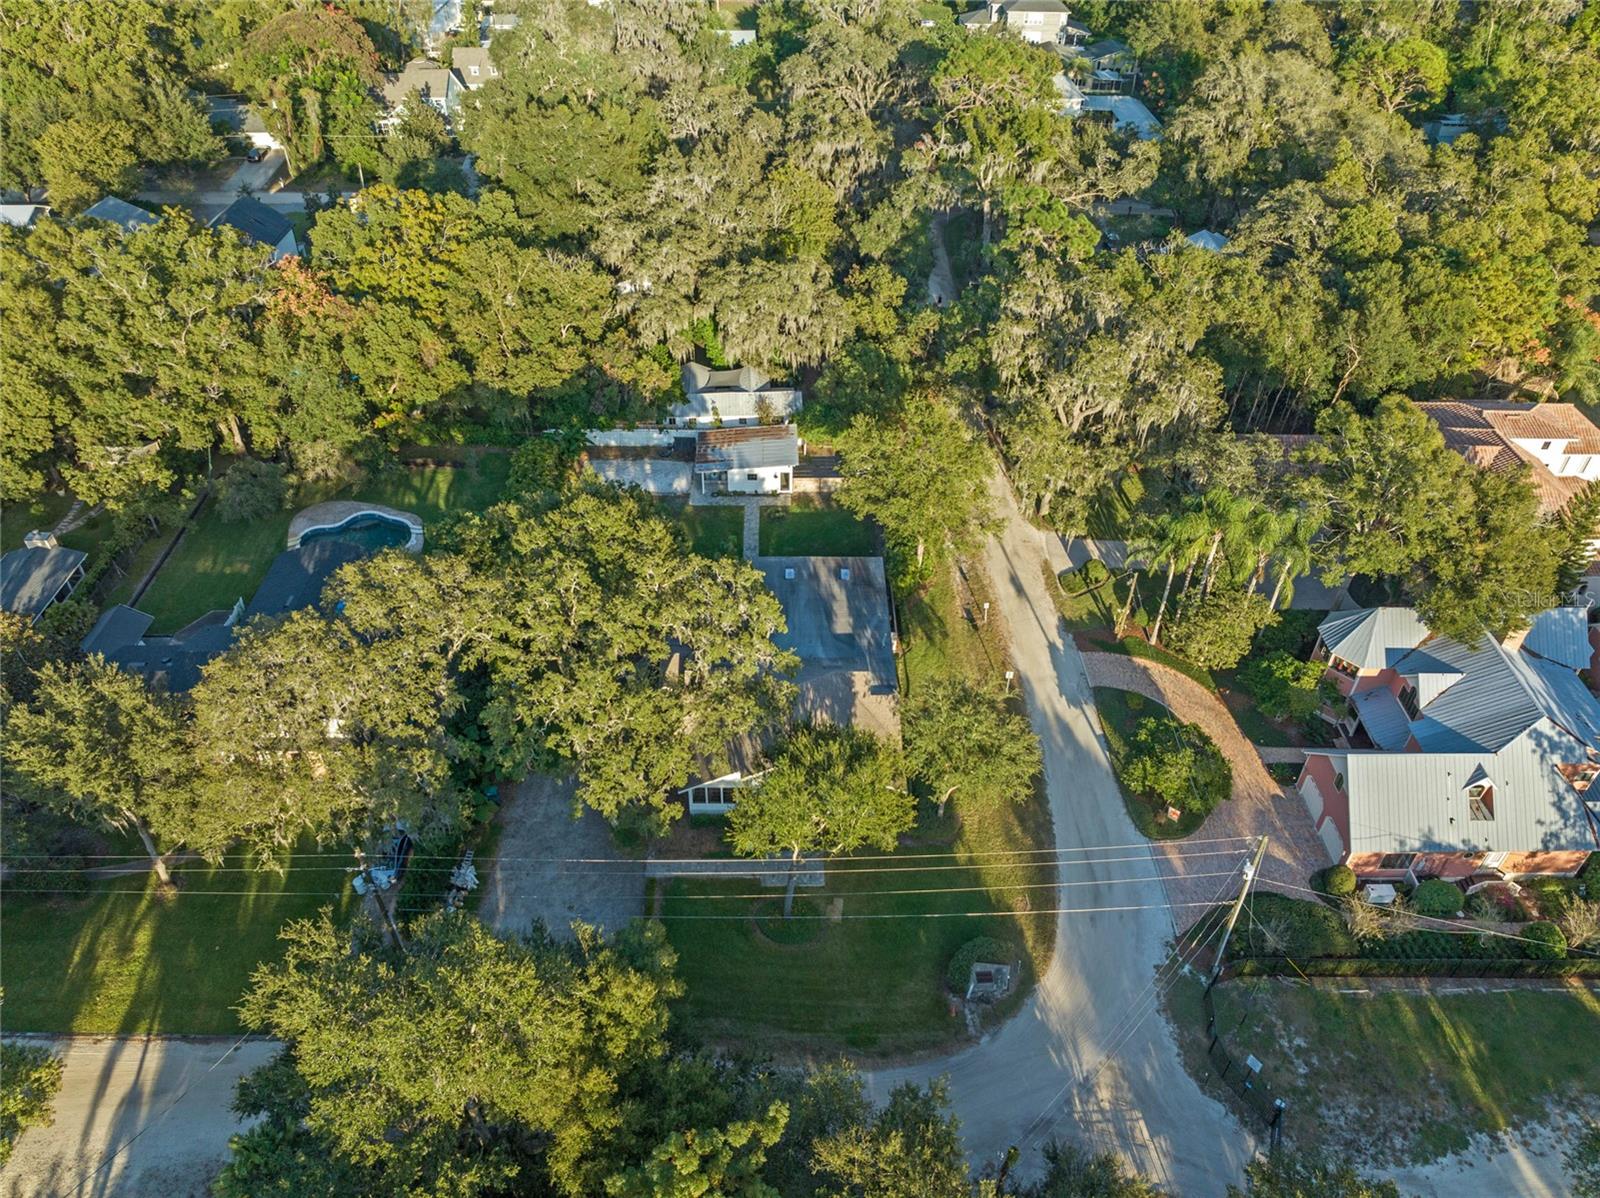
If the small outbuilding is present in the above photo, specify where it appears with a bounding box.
[0,532,86,624]
[210,196,299,262]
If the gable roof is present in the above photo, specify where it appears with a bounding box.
[1418,400,1600,514]
[210,196,293,249]
[1186,229,1230,251]
[81,604,155,657]
[0,204,47,228]
[83,196,159,233]
[0,545,86,619]
[695,425,799,472]
[384,59,461,109]
[1318,607,1430,671]
[451,45,498,80]
[1525,606,1592,672]
[685,362,772,394]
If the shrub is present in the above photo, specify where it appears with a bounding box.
[1235,650,1336,722]
[946,935,1013,991]
[1165,590,1276,670]
[1412,879,1463,917]
[1068,558,1111,592]
[1522,920,1567,960]
[0,1042,63,1167]
[1558,899,1600,950]
[1322,864,1357,898]
[214,458,287,523]
[507,438,576,497]
[1117,714,1231,817]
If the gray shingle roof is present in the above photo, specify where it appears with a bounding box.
[209,196,292,249]
[83,197,159,233]
[244,541,366,622]
[81,604,154,657]
[0,546,86,619]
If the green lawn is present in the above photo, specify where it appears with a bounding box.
[759,497,877,556]
[1093,686,1210,839]
[0,849,355,1034]
[1169,976,1600,1164]
[658,499,745,558]
[663,554,1054,1055]
[1,492,75,551]
[135,452,511,632]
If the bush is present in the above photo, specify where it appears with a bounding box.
[1236,650,1336,722]
[1066,558,1111,592]
[1412,879,1464,917]
[214,458,287,523]
[507,437,576,497]
[1165,590,1276,670]
[0,1042,63,1167]
[1117,714,1231,817]
[1522,920,1567,960]
[946,935,1014,992]
[1322,864,1357,898]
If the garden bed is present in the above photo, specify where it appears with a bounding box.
[1093,686,1215,839]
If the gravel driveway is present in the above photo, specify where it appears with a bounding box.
[1079,651,1329,909]
[3,1036,277,1198]
[478,774,645,941]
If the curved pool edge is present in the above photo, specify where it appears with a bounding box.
[285,503,424,554]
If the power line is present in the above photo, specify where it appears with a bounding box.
[0,834,1258,864]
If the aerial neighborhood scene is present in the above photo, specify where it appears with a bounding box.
[4,0,1600,1195]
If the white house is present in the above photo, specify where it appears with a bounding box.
[674,362,802,427]
[681,769,764,815]
[694,425,798,496]
[958,0,1075,45]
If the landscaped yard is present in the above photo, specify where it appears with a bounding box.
[662,554,1054,1055]
[759,497,877,556]
[658,499,745,558]
[0,848,355,1034]
[1094,686,1211,839]
[1167,975,1600,1165]
[134,452,510,632]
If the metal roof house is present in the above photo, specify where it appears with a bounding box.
[1298,605,1600,880]
[209,196,298,263]
[673,362,803,428]
[694,425,799,496]
[0,532,86,624]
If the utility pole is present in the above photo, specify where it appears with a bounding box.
[1209,836,1268,986]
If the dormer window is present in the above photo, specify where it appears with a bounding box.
[1466,782,1494,821]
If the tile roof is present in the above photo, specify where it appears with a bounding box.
[1418,400,1600,514]
[695,425,799,472]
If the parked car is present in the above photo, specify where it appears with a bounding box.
[245,146,266,163]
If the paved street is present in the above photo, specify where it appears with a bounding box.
[866,474,1255,1191]
[2,1036,276,1198]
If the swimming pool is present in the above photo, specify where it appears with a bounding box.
[298,513,414,552]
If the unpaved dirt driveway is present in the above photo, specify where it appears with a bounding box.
[3,1036,277,1198]
[479,774,645,941]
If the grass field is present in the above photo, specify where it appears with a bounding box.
[759,497,877,556]
[1093,686,1209,839]
[1168,976,1600,1165]
[662,554,1055,1055]
[134,452,510,632]
[0,849,355,1034]
[659,499,745,558]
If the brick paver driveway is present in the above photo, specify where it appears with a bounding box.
[1080,652,1329,910]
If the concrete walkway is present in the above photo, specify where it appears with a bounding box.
[866,472,1254,1192]
[2,1036,277,1198]
[1078,652,1329,906]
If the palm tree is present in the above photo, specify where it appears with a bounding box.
[1265,505,1323,611]
[1137,507,1211,645]
[1193,488,1261,600]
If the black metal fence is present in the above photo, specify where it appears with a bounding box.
[1226,955,1600,981]
[1201,980,1287,1148]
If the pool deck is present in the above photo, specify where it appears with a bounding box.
[286,501,424,552]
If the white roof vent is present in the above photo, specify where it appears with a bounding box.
[784,567,796,580]
[839,567,851,581]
